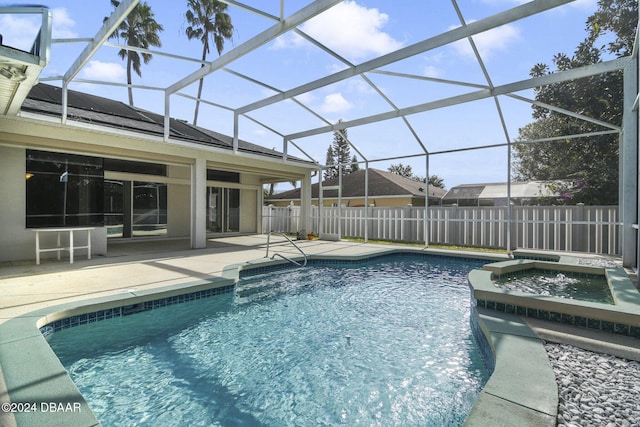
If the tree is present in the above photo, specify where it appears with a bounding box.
[512,0,637,205]
[350,155,360,173]
[428,175,445,189]
[185,0,234,125]
[324,146,337,179]
[388,163,413,178]
[324,120,358,179]
[387,163,446,188]
[585,0,637,57]
[107,1,163,106]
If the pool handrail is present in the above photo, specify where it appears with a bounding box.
[265,231,308,267]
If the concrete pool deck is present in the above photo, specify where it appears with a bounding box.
[0,236,638,426]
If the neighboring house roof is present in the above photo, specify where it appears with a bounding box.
[443,184,485,201]
[443,181,558,201]
[265,168,447,201]
[21,83,309,163]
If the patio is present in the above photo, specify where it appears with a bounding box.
[0,235,407,323]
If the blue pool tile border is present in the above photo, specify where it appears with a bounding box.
[476,298,640,339]
[40,284,235,337]
[40,252,492,337]
[513,254,560,262]
[240,252,490,278]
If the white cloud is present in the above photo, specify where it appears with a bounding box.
[272,1,403,62]
[328,62,350,74]
[476,0,529,5]
[294,92,316,105]
[81,61,126,82]
[568,0,598,10]
[0,14,41,51]
[422,52,445,78]
[346,78,374,95]
[51,8,78,39]
[270,33,304,51]
[423,65,444,78]
[0,8,77,50]
[319,93,353,113]
[479,0,595,11]
[449,22,521,61]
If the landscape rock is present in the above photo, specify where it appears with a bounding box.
[545,342,640,426]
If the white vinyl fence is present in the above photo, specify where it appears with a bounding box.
[262,204,620,255]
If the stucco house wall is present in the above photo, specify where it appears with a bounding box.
[0,89,314,263]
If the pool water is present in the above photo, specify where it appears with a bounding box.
[47,255,490,426]
[493,269,613,304]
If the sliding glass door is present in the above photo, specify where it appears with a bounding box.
[104,180,127,237]
[207,187,239,233]
[104,180,167,238]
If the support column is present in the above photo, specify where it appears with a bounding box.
[318,169,324,237]
[506,139,513,256]
[364,162,369,243]
[424,154,430,247]
[622,58,638,268]
[338,164,343,239]
[190,157,207,249]
[300,171,312,238]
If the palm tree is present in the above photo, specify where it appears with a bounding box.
[107,0,163,106]
[185,0,234,125]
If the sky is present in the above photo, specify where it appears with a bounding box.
[1,0,604,191]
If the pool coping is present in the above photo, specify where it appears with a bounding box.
[0,245,634,426]
[464,308,559,427]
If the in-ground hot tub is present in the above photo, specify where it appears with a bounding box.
[492,265,613,304]
[468,257,640,338]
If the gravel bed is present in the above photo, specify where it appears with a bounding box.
[577,258,619,268]
[545,342,640,427]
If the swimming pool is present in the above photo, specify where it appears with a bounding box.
[46,255,491,426]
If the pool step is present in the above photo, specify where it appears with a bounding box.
[235,280,285,304]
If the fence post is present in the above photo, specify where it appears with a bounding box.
[576,203,585,252]
[405,204,412,242]
[510,203,518,252]
[368,206,372,240]
[269,205,273,233]
[288,203,295,234]
[451,204,459,246]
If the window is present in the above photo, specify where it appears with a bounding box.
[26,150,104,227]
[207,169,240,183]
[104,158,166,176]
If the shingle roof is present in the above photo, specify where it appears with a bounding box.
[22,83,308,162]
[266,168,447,200]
